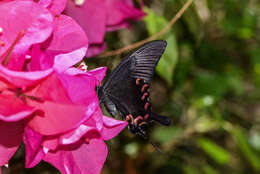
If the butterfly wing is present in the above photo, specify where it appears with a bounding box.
[101,40,171,127]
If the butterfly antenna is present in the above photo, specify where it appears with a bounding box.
[149,140,163,154]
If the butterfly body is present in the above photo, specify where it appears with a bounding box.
[98,40,171,139]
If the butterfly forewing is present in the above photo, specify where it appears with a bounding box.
[130,41,167,82]
[103,40,167,93]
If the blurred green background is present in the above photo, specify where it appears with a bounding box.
[5,0,260,173]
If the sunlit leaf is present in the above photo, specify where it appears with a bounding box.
[197,138,230,164]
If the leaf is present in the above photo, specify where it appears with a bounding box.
[153,126,182,143]
[202,165,219,174]
[197,138,230,164]
[183,165,200,174]
[231,127,260,171]
[194,72,229,99]
[143,7,178,86]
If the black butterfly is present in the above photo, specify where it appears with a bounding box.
[97,40,171,140]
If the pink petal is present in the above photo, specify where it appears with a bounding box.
[42,138,59,151]
[102,116,127,140]
[0,1,53,68]
[23,126,44,168]
[26,44,54,71]
[27,100,88,135]
[0,64,53,87]
[29,0,52,8]
[44,15,88,54]
[87,67,107,85]
[105,0,145,31]
[44,139,108,174]
[64,66,107,86]
[86,43,106,57]
[26,73,97,135]
[54,47,87,73]
[64,0,106,44]
[29,0,65,15]
[1,51,27,71]
[60,125,99,145]
[84,108,104,131]
[47,0,67,15]
[57,73,97,106]
[0,121,23,166]
[0,94,35,121]
[64,67,87,76]
[28,46,87,72]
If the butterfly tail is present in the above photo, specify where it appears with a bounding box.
[149,112,171,126]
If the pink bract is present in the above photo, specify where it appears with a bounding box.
[105,0,146,31]
[23,67,127,174]
[44,15,88,54]
[0,0,88,71]
[26,15,88,71]
[0,0,53,70]
[24,107,127,174]
[0,65,53,122]
[25,72,99,135]
[0,121,23,166]
[64,0,145,57]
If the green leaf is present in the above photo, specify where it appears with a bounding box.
[183,165,200,174]
[143,7,178,86]
[197,138,230,164]
[231,127,260,171]
[153,126,182,143]
[202,165,219,174]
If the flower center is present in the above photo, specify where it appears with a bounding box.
[2,31,25,66]
[74,0,85,6]
[0,27,3,36]
[0,27,5,47]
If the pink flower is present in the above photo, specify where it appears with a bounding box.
[0,1,92,167]
[0,0,88,71]
[105,0,145,31]
[0,0,53,70]
[0,47,100,171]
[0,2,127,174]
[23,68,127,174]
[64,0,145,57]
[24,112,127,174]
[0,0,95,135]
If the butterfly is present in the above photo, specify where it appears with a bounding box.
[97,40,171,140]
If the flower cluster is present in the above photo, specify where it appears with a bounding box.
[0,0,144,174]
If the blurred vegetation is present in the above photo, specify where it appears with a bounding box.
[5,0,260,174]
